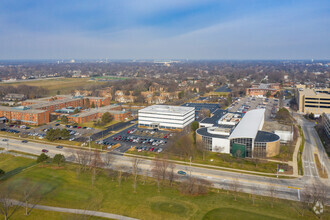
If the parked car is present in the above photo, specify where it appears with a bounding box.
[21,140,28,143]
[2,139,8,141]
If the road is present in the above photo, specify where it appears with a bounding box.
[297,115,330,180]
[1,134,329,204]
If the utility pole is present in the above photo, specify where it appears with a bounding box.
[189,156,192,177]
[277,164,279,178]
[89,136,91,151]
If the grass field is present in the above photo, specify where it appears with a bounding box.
[10,209,107,220]
[127,150,285,174]
[0,154,36,180]
[0,157,326,220]
[77,120,120,130]
[2,78,107,95]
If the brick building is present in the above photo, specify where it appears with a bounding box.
[68,105,130,124]
[0,106,49,125]
[86,97,111,108]
[246,83,280,97]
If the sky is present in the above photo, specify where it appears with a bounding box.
[0,0,329,60]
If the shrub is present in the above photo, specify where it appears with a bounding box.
[37,153,49,163]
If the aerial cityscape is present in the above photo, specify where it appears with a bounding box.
[0,1,329,220]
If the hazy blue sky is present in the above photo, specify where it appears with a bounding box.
[0,0,329,60]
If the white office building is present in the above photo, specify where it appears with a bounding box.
[138,105,195,130]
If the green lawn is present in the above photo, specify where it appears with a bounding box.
[77,120,120,130]
[0,154,36,180]
[10,208,107,220]
[0,158,325,220]
[128,150,285,174]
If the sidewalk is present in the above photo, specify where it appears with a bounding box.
[9,199,138,220]
[290,137,301,177]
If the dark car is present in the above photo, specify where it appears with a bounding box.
[42,149,49,153]
[177,171,186,175]
[2,139,8,141]
[56,145,63,149]
[22,140,28,143]
[55,124,60,126]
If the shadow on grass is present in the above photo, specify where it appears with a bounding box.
[0,162,36,181]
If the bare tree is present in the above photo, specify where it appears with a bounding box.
[299,185,313,216]
[116,165,126,187]
[179,176,212,195]
[90,151,104,187]
[131,158,141,193]
[20,180,43,216]
[75,148,93,175]
[103,153,115,168]
[151,158,163,192]
[268,184,276,208]
[0,186,21,220]
[229,178,240,201]
[167,162,176,187]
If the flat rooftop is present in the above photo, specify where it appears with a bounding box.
[196,127,229,139]
[200,109,228,125]
[299,88,330,97]
[70,105,125,118]
[0,106,47,114]
[139,105,195,115]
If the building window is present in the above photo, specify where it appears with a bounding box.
[202,136,212,151]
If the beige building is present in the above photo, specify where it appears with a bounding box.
[297,88,330,116]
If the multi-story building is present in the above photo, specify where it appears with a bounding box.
[86,97,111,107]
[0,106,49,125]
[22,95,85,112]
[323,113,330,138]
[297,88,330,116]
[68,105,130,124]
[138,105,195,130]
[246,83,280,97]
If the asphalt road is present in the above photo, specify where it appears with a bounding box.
[1,134,329,203]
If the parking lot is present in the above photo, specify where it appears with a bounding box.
[97,124,173,154]
[228,97,278,121]
[0,122,100,142]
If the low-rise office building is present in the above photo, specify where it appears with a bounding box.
[138,105,195,130]
[196,109,280,158]
[297,88,330,116]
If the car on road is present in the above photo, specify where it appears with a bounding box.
[2,139,8,141]
[177,171,186,175]
[42,149,49,153]
[21,140,28,143]
[56,145,63,149]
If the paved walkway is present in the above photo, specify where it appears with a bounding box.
[9,200,138,220]
[290,137,301,177]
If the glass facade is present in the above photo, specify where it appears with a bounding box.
[253,142,267,158]
[230,138,253,157]
[202,136,212,151]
